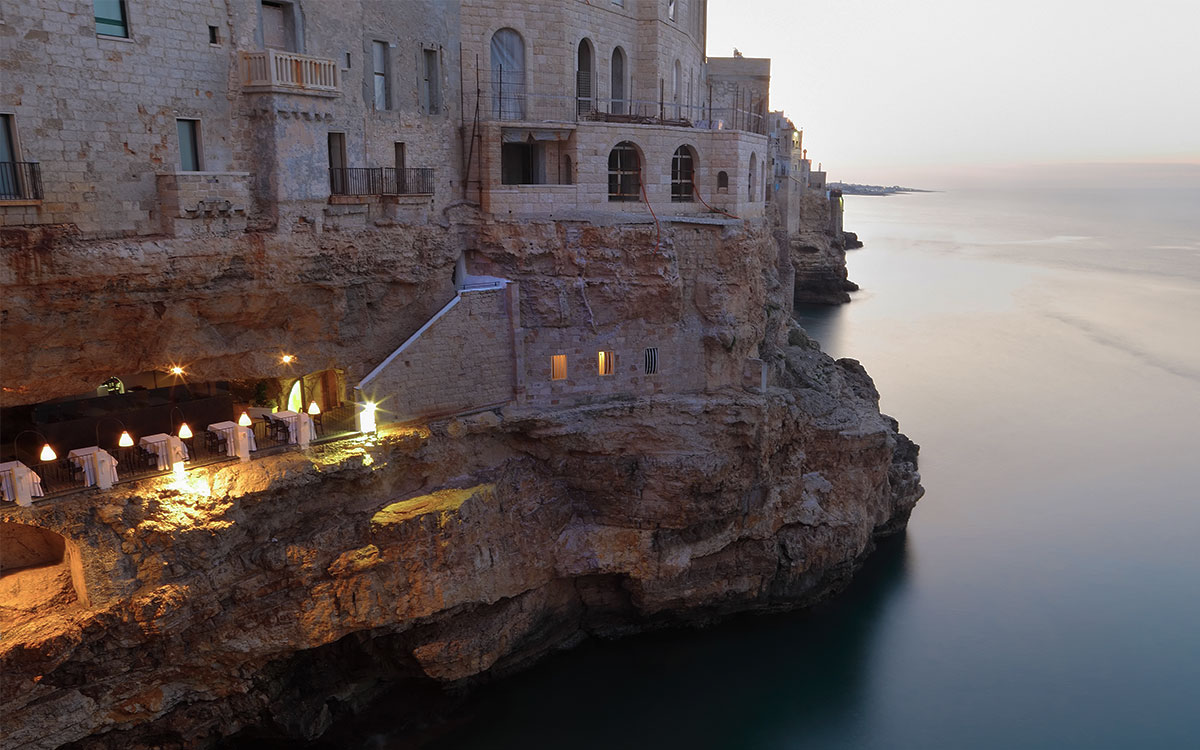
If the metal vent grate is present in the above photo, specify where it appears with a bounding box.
[644,347,658,375]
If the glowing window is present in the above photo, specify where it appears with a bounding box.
[551,354,567,381]
[598,351,615,376]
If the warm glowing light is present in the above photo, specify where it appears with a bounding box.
[39,444,57,462]
[118,431,134,447]
[178,423,193,439]
[307,401,320,415]
[169,366,185,376]
[172,462,186,479]
[360,402,377,433]
[238,412,252,427]
[281,354,294,364]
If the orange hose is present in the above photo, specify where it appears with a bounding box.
[692,181,740,220]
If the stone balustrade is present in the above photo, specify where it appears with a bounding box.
[240,49,340,96]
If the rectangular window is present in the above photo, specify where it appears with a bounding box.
[176,119,202,171]
[344,51,352,69]
[644,347,659,375]
[598,351,615,376]
[394,142,407,193]
[423,48,441,113]
[1,114,24,200]
[208,25,219,44]
[551,354,567,381]
[372,41,389,110]
[501,142,547,185]
[667,0,676,21]
[94,0,129,38]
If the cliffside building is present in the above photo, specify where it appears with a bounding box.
[1,0,844,504]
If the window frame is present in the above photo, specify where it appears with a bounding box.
[607,141,641,202]
[671,145,695,202]
[176,118,203,172]
[598,351,615,376]
[423,47,442,114]
[94,0,129,38]
[371,40,390,110]
[551,354,568,381]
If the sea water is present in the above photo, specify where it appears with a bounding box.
[369,186,1200,749]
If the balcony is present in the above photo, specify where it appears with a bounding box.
[329,167,435,197]
[0,162,43,203]
[478,69,766,134]
[240,49,340,96]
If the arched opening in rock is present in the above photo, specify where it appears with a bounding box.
[0,522,88,627]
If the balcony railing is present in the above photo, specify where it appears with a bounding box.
[240,49,340,95]
[476,68,766,134]
[329,167,435,197]
[0,162,43,201]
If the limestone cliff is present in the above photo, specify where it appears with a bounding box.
[790,191,860,305]
[1,208,919,748]
[0,327,920,749]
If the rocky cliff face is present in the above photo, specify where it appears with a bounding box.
[791,192,860,305]
[0,324,920,749]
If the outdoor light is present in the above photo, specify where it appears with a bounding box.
[39,444,57,462]
[238,412,252,427]
[281,354,294,364]
[118,431,134,447]
[178,422,193,439]
[360,402,378,434]
[307,401,320,415]
[170,366,185,376]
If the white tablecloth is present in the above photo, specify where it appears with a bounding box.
[0,460,45,504]
[68,447,119,487]
[273,410,300,443]
[208,422,257,455]
[140,434,189,470]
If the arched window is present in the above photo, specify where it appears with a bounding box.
[671,145,695,202]
[611,47,627,115]
[748,152,757,201]
[490,28,525,119]
[608,141,640,202]
[717,170,729,193]
[577,38,594,117]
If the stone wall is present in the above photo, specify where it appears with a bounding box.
[156,172,251,236]
[358,286,518,423]
[0,0,462,236]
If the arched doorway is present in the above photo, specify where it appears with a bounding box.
[671,145,696,202]
[611,47,627,115]
[576,38,594,117]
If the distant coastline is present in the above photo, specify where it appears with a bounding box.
[830,182,935,196]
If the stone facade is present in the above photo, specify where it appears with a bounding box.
[358,285,518,423]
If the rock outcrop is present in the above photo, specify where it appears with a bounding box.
[0,324,920,749]
[791,192,860,305]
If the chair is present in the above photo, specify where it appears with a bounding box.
[204,430,227,456]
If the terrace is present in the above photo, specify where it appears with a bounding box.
[0,371,360,506]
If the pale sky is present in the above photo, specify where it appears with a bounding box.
[706,0,1200,187]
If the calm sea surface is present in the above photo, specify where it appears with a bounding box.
[375,187,1200,749]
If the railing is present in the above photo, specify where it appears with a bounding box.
[240,49,340,95]
[0,161,43,201]
[313,404,357,440]
[329,167,435,197]
[475,69,766,134]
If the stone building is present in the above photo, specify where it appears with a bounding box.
[0,0,841,483]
